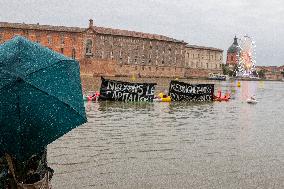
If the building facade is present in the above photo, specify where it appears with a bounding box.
[0,20,187,78]
[226,36,240,68]
[0,20,223,78]
[184,45,223,78]
[256,66,284,80]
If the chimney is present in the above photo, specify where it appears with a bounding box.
[89,19,94,28]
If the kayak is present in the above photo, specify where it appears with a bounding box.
[213,91,230,102]
[83,92,100,102]
[83,95,98,101]
[153,96,171,102]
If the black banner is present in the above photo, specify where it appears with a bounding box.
[169,80,214,102]
[99,77,157,102]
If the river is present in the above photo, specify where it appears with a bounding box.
[48,78,284,189]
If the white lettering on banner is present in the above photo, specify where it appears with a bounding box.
[169,81,214,102]
[101,78,156,102]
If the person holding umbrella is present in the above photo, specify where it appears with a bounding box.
[0,36,87,188]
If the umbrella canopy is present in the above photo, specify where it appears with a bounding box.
[0,36,87,161]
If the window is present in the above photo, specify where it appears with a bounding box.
[119,51,122,59]
[142,55,145,64]
[85,39,93,55]
[127,56,130,64]
[162,60,165,64]
[206,63,209,68]
[0,33,3,42]
[60,48,64,54]
[72,49,76,59]
[47,36,52,45]
[60,35,64,44]
[231,56,233,61]
[110,51,114,59]
[72,36,77,45]
[187,53,189,58]
[101,51,104,59]
[36,34,40,43]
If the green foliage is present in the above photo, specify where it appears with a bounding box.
[258,69,266,78]
[222,64,236,77]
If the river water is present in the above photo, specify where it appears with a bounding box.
[48,78,284,189]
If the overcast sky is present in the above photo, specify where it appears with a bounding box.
[1,0,283,66]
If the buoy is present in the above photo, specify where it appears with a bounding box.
[237,81,241,87]
[131,74,136,81]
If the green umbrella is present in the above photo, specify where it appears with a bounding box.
[0,36,87,161]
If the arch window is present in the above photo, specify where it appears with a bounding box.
[85,39,93,55]
[60,35,64,44]
[47,35,52,45]
[72,49,76,59]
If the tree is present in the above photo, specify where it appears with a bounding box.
[258,69,266,79]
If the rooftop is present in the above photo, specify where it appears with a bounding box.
[186,45,223,52]
[0,21,185,43]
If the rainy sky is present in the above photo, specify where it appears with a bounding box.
[1,0,283,66]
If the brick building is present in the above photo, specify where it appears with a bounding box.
[0,19,223,78]
[184,45,223,78]
[0,20,187,78]
[256,66,284,80]
[226,36,240,68]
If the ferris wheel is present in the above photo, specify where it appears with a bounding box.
[236,35,257,77]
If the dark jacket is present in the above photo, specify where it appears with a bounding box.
[0,148,53,188]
